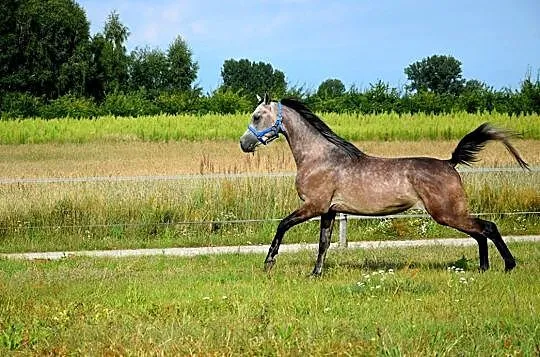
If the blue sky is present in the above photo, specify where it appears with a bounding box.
[78,0,540,93]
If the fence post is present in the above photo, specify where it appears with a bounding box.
[338,213,348,248]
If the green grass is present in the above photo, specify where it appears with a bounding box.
[0,112,539,144]
[1,243,539,355]
[0,172,538,253]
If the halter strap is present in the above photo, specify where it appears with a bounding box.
[248,102,286,145]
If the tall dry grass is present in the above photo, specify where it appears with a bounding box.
[1,140,537,179]
[0,172,537,253]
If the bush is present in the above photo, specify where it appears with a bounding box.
[0,92,43,119]
[201,89,252,114]
[403,91,454,114]
[38,94,100,119]
[102,91,159,117]
[156,91,202,114]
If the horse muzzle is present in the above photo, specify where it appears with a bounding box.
[240,130,259,152]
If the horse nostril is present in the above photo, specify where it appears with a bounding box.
[240,140,251,153]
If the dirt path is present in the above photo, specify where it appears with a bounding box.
[2,236,538,261]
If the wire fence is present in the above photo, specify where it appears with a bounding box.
[0,166,538,185]
[1,167,538,247]
[3,211,538,247]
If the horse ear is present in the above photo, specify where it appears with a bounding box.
[263,92,271,105]
[256,94,263,104]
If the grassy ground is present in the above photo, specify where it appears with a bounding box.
[1,243,539,355]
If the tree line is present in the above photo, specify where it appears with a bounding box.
[1,0,539,119]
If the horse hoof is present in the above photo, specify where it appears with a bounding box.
[505,260,516,272]
[264,259,276,272]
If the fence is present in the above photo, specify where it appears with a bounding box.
[1,166,538,247]
[1,166,538,185]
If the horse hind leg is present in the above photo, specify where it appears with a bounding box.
[475,218,516,271]
[431,212,516,272]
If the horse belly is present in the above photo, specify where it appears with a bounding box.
[331,178,421,216]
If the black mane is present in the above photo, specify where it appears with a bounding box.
[280,98,364,159]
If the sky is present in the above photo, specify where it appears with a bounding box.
[78,0,540,93]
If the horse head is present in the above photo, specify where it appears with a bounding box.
[239,93,285,152]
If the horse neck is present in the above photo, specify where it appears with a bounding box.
[281,107,334,168]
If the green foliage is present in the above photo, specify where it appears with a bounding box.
[128,36,199,93]
[38,95,99,119]
[0,0,90,99]
[0,111,538,144]
[202,88,252,114]
[519,71,540,114]
[456,80,492,113]
[129,47,170,92]
[363,80,401,113]
[405,55,465,95]
[317,78,346,98]
[1,6,539,119]
[86,11,130,100]
[0,92,43,119]
[156,91,202,114]
[167,36,199,91]
[221,59,286,100]
[102,91,159,117]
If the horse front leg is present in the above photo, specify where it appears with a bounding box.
[311,211,336,276]
[264,206,317,271]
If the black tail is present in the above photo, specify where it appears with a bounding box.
[449,123,529,170]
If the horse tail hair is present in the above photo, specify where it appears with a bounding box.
[448,122,529,170]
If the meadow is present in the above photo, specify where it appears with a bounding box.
[1,112,539,356]
[1,243,539,355]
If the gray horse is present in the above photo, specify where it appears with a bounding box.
[240,94,529,275]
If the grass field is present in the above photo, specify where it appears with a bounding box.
[1,111,539,144]
[0,112,539,355]
[1,243,539,355]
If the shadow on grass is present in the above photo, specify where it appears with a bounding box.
[287,254,477,273]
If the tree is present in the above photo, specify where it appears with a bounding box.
[167,36,199,91]
[404,55,465,95]
[221,59,286,98]
[128,36,198,93]
[0,0,91,98]
[317,78,345,98]
[519,70,540,114]
[129,47,169,92]
[87,11,130,99]
[363,80,401,113]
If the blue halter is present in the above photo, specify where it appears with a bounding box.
[248,102,286,145]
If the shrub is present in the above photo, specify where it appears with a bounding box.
[201,89,252,114]
[156,91,202,114]
[102,91,159,117]
[0,92,43,119]
[38,94,100,119]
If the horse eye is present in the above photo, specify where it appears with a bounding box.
[253,114,261,122]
